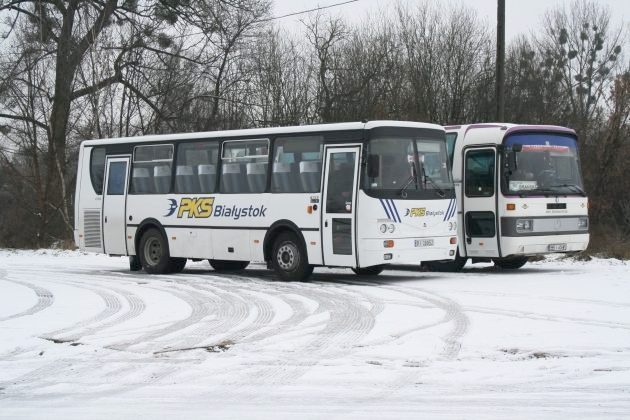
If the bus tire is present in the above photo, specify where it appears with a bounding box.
[494,256,528,270]
[351,265,384,276]
[424,251,467,272]
[271,232,313,281]
[169,258,187,273]
[209,259,249,271]
[139,228,171,274]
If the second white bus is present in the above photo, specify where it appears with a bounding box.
[74,121,459,280]
[425,123,589,271]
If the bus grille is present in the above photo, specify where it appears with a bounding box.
[83,209,102,248]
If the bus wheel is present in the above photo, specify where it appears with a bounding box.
[271,232,313,281]
[494,256,528,270]
[169,258,187,273]
[351,265,384,276]
[424,251,467,272]
[209,259,249,271]
[139,228,171,274]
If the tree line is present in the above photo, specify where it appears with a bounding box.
[0,0,628,254]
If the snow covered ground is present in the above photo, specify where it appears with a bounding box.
[0,249,629,419]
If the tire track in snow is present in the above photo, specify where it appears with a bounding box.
[0,269,54,322]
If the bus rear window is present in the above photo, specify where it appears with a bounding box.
[90,147,106,194]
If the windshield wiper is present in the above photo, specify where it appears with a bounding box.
[399,164,419,198]
[548,184,587,197]
[421,166,446,198]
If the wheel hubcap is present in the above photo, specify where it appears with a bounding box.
[277,243,299,271]
[144,237,162,266]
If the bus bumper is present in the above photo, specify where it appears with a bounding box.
[500,233,590,257]
[358,236,457,267]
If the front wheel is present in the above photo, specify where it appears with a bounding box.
[494,256,528,269]
[424,251,467,272]
[209,259,249,271]
[271,232,313,281]
[169,258,187,273]
[351,265,384,276]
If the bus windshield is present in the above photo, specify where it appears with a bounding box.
[503,133,584,196]
[364,131,454,199]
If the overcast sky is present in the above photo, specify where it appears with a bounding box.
[272,0,629,41]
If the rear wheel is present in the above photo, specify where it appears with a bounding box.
[351,265,384,276]
[271,232,313,281]
[139,228,171,274]
[209,259,249,271]
[494,256,528,269]
[424,251,467,272]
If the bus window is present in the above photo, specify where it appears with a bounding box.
[465,149,495,197]
[130,144,174,194]
[221,139,269,193]
[446,133,457,168]
[271,135,323,193]
[90,147,106,194]
[175,142,219,193]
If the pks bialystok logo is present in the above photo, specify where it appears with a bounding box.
[165,197,214,218]
[165,198,267,220]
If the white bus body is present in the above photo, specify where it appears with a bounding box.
[426,123,589,271]
[74,121,458,280]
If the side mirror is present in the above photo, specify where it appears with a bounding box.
[367,154,380,178]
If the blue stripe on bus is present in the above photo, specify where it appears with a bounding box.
[385,199,398,223]
[379,199,392,220]
[444,199,454,221]
[389,200,402,223]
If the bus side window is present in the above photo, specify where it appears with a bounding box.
[130,144,174,194]
[221,139,269,193]
[271,135,323,193]
[90,147,106,194]
[175,141,219,194]
[446,133,457,168]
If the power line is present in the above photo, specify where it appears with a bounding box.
[257,0,360,23]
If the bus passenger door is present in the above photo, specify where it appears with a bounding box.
[463,147,500,257]
[321,146,360,267]
[102,156,130,255]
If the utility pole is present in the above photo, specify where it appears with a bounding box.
[496,0,505,121]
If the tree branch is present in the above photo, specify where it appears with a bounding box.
[0,112,48,131]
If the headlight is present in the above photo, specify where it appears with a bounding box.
[379,224,387,233]
[388,224,395,233]
[578,217,589,229]
[516,219,533,232]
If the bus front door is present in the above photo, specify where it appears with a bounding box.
[321,146,360,267]
[462,147,500,257]
[102,156,130,255]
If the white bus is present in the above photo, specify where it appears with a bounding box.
[425,123,589,272]
[74,121,459,281]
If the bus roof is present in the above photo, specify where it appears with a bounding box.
[81,120,444,147]
[444,123,577,146]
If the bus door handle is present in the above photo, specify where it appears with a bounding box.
[104,216,108,223]
[325,220,328,228]
[466,237,471,244]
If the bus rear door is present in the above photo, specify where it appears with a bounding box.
[102,156,130,255]
[321,146,360,267]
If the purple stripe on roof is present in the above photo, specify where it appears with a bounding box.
[504,125,577,137]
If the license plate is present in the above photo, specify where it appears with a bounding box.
[415,239,434,247]
[548,243,567,252]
